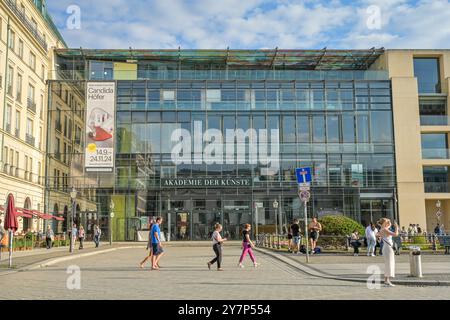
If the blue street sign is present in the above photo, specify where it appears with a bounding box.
[296,167,312,184]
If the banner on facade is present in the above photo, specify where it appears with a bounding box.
[161,177,252,188]
[85,82,116,172]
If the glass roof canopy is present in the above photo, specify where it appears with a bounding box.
[55,48,385,70]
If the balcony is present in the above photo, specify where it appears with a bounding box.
[14,128,20,138]
[422,149,450,159]
[27,99,36,113]
[4,0,48,51]
[5,123,11,133]
[425,182,450,193]
[25,134,35,147]
[16,93,22,103]
[420,115,448,126]
[55,121,62,132]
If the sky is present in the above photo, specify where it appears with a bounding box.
[46,0,450,49]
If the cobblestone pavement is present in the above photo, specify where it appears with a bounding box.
[275,251,450,282]
[1,245,449,300]
[0,243,119,271]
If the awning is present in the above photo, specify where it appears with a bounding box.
[15,208,33,218]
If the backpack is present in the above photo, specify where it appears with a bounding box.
[207,231,213,239]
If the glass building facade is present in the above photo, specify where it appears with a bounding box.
[46,49,397,241]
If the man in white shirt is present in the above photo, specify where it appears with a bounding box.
[365,222,378,257]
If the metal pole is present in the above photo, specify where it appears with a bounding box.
[8,230,13,268]
[70,200,74,253]
[304,201,310,263]
[109,214,112,246]
[274,207,278,236]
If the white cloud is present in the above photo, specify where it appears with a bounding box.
[46,0,450,49]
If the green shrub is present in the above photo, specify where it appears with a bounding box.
[409,236,428,245]
[319,215,365,236]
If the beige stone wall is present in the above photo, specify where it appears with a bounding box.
[385,50,450,233]
[0,0,65,233]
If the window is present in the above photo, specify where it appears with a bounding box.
[7,66,13,95]
[16,73,22,102]
[421,133,448,159]
[297,116,310,143]
[206,90,221,103]
[5,105,12,132]
[162,90,175,100]
[282,116,296,143]
[357,114,369,143]
[342,115,355,143]
[414,58,441,94]
[326,115,340,143]
[8,29,15,50]
[15,110,20,137]
[419,98,447,125]
[370,111,393,143]
[18,39,24,59]
[28,84,35,109]
[40,94,44,119]
[29,52,36,70]
[41,64,45,80]
[312,115,325,143]
[26,118,34,136]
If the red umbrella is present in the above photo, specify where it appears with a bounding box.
[4,194,18,232]
[4,194,18,268]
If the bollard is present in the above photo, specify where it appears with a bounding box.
[409,247,423,278]
[277,235,281,249]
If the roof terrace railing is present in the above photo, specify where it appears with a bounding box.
[5,0,48,51]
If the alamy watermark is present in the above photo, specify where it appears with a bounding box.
[366,5,382,30]
[66,5,81,30]
[366,265,381,289]
[170,121,280,176]
[66,265,81,290]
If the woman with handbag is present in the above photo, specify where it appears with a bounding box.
[207,223,227,271]
[377,218,399,287]
[45,225,54,249]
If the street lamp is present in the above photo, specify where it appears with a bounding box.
[69,188,77,253]
[109,200,115,246]
[273,200,279,235]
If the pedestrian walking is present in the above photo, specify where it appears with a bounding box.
[140,218,157,269]
[93,224,101,248]
[71,223,78,251]
[377,218,399,287]
[308,217,322,254]
[238,224,258,268]
[78,226,85,249]
[350,229,361,256]
[440,224,445,235]
[45,225,54,249]
[365,222,378,256]
[207,223,227,271]
[290,219,301,255]
[150,216,165,270]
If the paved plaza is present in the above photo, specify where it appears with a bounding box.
[1,244,450,300]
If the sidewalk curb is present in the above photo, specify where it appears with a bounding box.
[25,246,146,270]
[255,247,450,287]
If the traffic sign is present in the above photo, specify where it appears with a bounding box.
[296,167,312,184]
[299,190,310,202]
[299,184,310,192]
